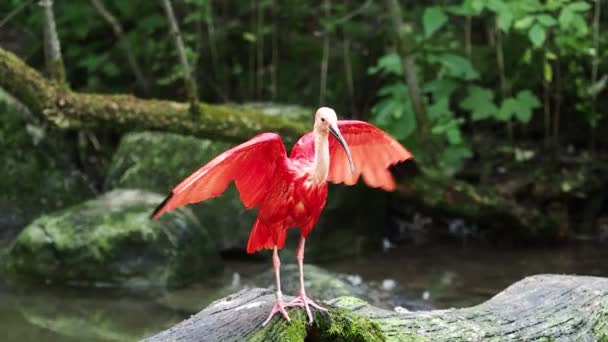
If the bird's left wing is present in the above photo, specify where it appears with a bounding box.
[328,120,412,190]
[152,133,286,219]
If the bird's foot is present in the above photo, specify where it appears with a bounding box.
[262,299,299,326]
[289,293,327,324]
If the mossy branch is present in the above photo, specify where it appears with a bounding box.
[144,274,608,341]
[0,47,307,143]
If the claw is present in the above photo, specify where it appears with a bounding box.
[289,293,327,324]
[262,299,300,326]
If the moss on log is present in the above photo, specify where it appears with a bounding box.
[144,274,608,341]
[0,47,307,143]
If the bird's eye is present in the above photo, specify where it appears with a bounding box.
[321,118,326,122]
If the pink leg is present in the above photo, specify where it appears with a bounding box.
[289,237,327,324]
[263,246,299,326]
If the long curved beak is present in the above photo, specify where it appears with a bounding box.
[329,124,355,174]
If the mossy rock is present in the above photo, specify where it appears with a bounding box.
[0,98,95,241]
[105,131,388,261]
[4,189,220,288]
[104,131,257,252]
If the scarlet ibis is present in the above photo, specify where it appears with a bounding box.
[152,107,412,325]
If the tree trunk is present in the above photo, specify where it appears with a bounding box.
[39,0,66,85]
[0,47,306,143]
[159,0,199,114]
[144,274,608,341]
[384,0,431,160]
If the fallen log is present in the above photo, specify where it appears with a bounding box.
[0,47,307,143]
[144,274,608,341]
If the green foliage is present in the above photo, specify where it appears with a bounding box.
[423,7,448,38]
[1,0,606,175]
[497,90,541,123]
[460,86,499,121]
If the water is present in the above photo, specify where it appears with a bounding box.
[2,242,607,341]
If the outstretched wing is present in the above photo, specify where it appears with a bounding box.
[291,120,412,191]
[328,120,412,190]
[152,133,287,219]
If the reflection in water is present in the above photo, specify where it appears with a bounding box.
[1,242,607,341]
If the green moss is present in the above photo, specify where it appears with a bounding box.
[330,297,430,342]
[248,310,308,342]
[314,308,384,342]
[595,305,608,342]
[248,306,384,342]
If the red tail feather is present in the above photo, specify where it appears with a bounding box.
[246,220,288,253]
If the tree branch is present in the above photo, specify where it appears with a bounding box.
[90,0,150,95]
[0,47,306,143]
[384,0,431,160]
[39,0,66,85]
[159,0,199,114]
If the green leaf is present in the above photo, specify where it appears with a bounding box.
[568,2,591,12]
[438,144,473,174]
[368,53,402,75]
[243,32,257,43]
[529,23,546,48]
[423,79,458,101]
[423,6,448,38]
[544,61,553,82]
[378,82,408,99]
[370,82,417,140]
[432,54,479,80]
[460,86,499,121]
[497,98,519,121]
[446,126,463,145]
[471,0,485,13]
[514,16,535,30]
[428,98,452,121]
[486,0,514,32]
[513,90,541,122]
[497,10,514,32]
[536,14,557,27]
[558,8,574,27]
[390,106,417,140]
[498,90,541,123]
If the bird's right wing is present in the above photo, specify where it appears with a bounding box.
[327,120,412,190]
[291,121,412,191]
[152,133,287,219]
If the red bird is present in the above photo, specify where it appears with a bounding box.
[152,107,412,325]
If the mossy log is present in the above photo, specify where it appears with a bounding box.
[0,47,307,143]
[144,274,608,341]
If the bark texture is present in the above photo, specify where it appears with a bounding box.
[0,47,307,143]
[144,274,608,341]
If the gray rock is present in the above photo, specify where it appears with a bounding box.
[4,189,220,288]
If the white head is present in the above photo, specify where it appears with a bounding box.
[313,107,355,174]
[314,107,339,133]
